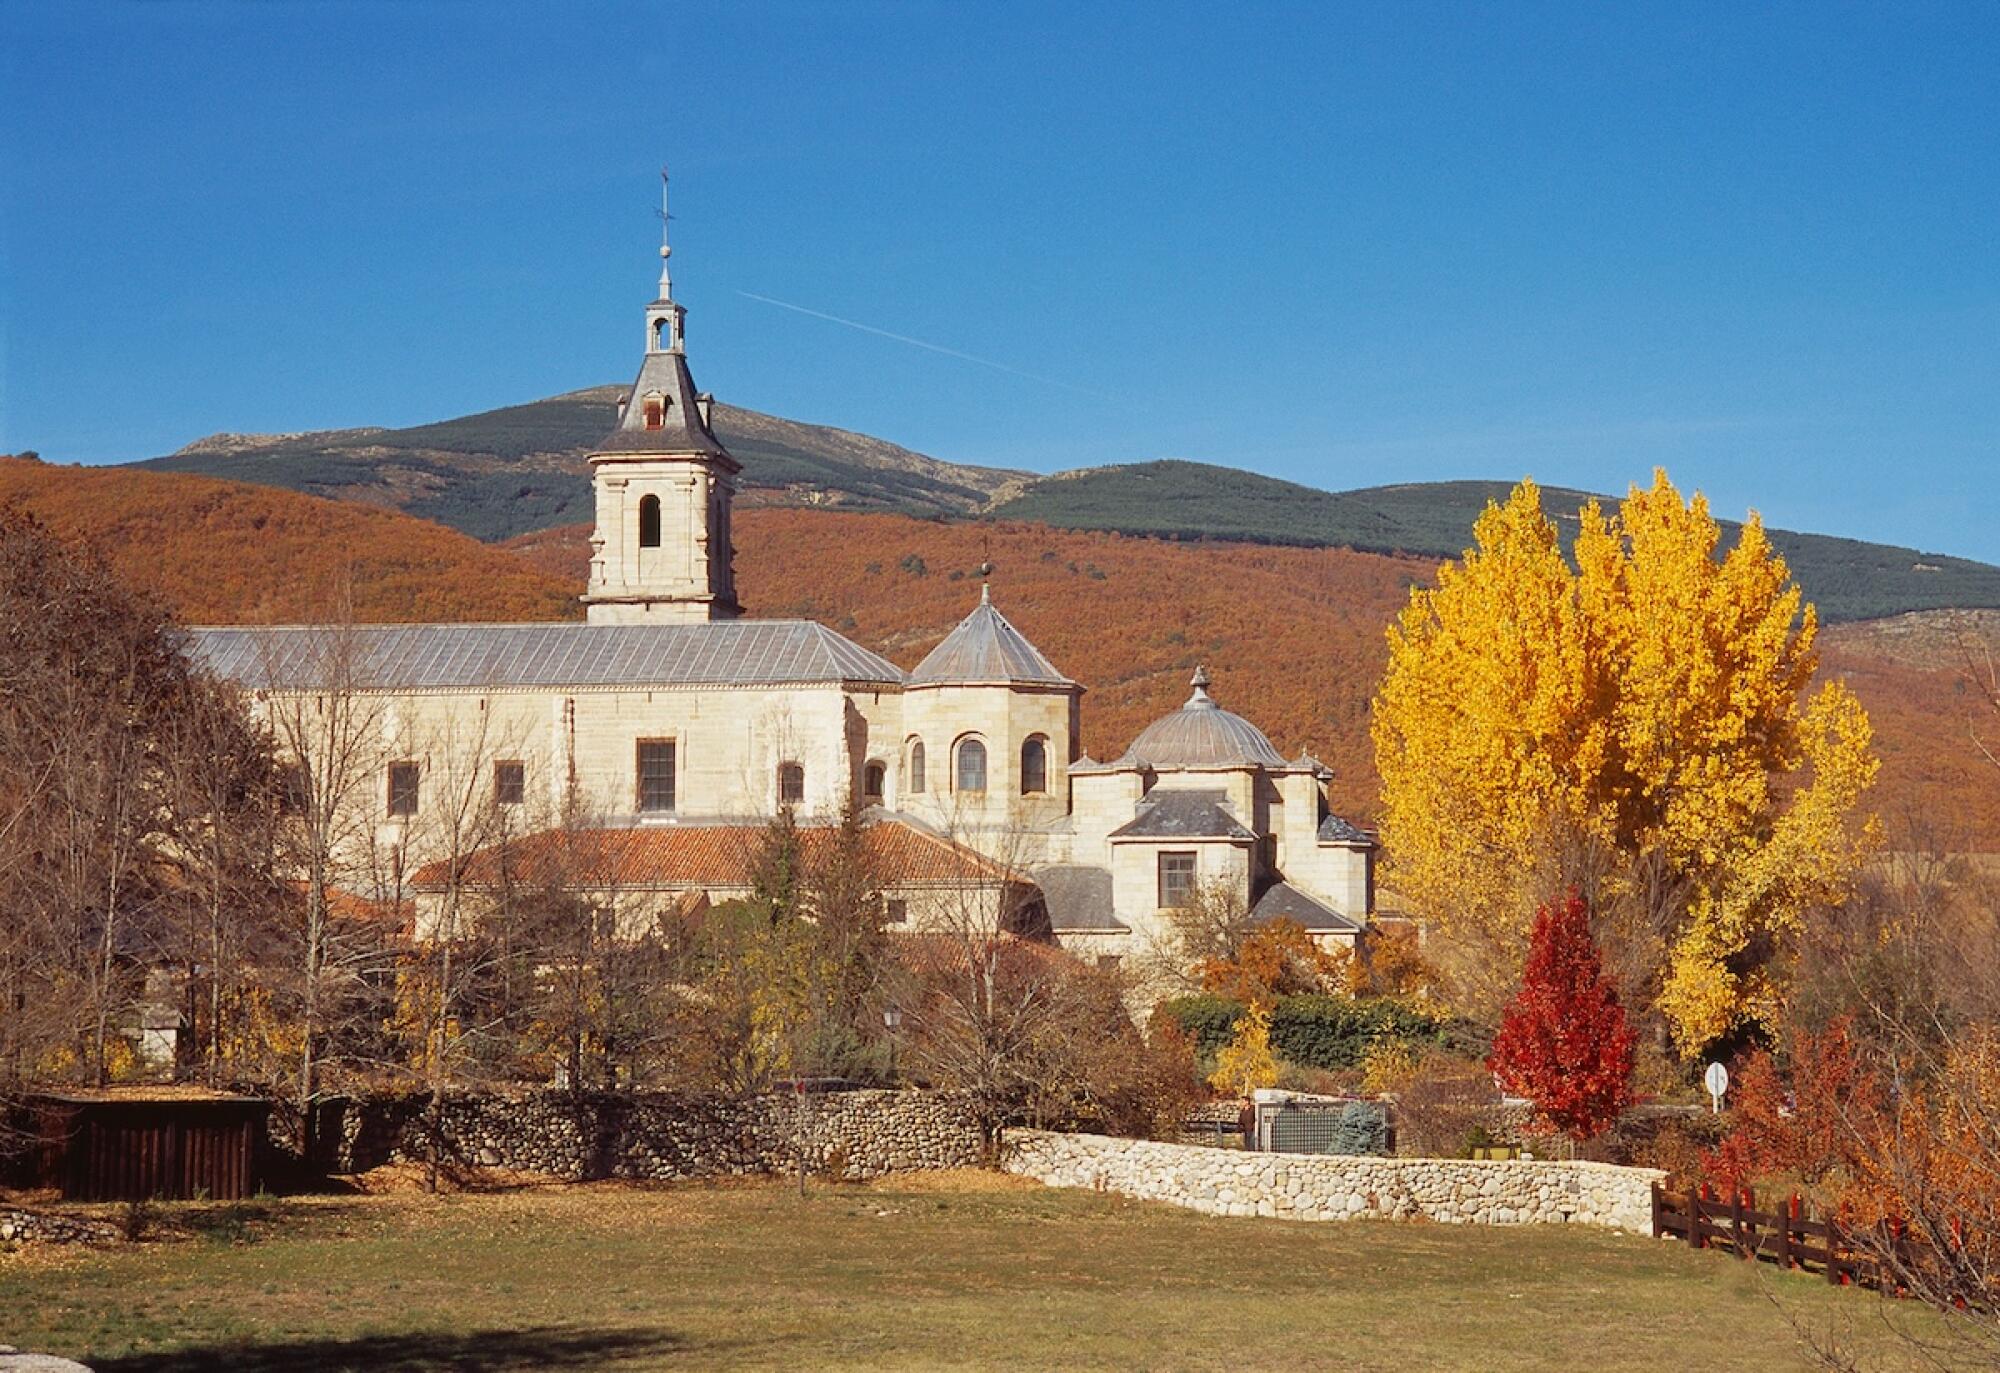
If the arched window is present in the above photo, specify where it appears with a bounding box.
[638,494,662,549]
[908,740,925,794]
[955,737,987,793]
[653,317,671,351]
[778,762,805,807]
[863,761,886,803]
[1020,736,1048,795]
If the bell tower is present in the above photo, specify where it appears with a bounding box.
[583,168,741,625]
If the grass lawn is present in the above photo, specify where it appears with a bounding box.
[0,1174,1943,1372]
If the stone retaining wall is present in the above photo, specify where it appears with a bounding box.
[0,1207,117,1246]
[315,1088,983,1181]
[1004,1130,1663,1231]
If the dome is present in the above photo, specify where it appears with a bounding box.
[1116,667,1287,770]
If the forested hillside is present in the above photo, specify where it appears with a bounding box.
[992,462,2000,623]
[0,457,579,622]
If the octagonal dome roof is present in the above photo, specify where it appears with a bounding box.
[909,585,1073,688]
[1116,667,1287,770]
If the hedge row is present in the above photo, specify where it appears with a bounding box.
[1158,994,1441,1071]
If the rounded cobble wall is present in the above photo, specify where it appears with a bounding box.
[0,1207,117,1246]
[1004,1130,1663,1231]
[321,1088,984,1181]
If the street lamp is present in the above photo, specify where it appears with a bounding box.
[882,1006,903,1084]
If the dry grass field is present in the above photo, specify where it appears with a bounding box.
[0,1174,1947,1372]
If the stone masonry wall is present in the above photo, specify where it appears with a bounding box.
[0,1207,117,1246]
[1004,1130,1663,1231]
[317,1088,983,1181]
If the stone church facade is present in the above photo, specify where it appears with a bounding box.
[192,183,1375,964]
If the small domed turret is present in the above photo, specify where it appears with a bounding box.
[1117,666,1286,769]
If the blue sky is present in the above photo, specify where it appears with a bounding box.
[5,2,1996,560]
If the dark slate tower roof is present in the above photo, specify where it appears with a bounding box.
[596,349,734,462]
[1116,666,1288,769]
[909,585,1074,688]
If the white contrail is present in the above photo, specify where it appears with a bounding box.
[735,290,1101,396]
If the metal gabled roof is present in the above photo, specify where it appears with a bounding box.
[1034,864,1128,932]
[187,620,907,692]
[908,590,1074,688]
[1108,788,1256,842]
[1250,881,1363,933]
[1317,813,1375,845]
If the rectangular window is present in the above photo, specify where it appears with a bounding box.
[1096,954,1123,973]
[494,760,525,807]
[778,762,805,807]
[884,898,909,926]
[1157,850,1197,908]
[387,761,420,818]
[637,739,676,813]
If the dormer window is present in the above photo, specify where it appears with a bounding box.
[643,392,666,430]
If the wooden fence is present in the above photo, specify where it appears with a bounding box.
[1652,1183,1921,1296]
[25,1094,269,1202]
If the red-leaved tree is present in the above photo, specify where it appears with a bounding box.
[1489,891,1636,1140]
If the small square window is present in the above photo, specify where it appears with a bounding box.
[885,898,909,925]
[494,760,525,807]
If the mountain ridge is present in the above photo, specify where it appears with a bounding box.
[125,387,2000,623]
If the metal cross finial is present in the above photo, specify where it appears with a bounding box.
[655,165,675,301]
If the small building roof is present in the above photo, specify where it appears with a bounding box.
[1034,864,1129,932]
[908,587,1074,688]
[189,620,906,692]
[1108,788,1257,842]
[1317,813,1375,845]
[412,817,1023,892]
[1117,667,1288,770]
[1250,881,1363,933]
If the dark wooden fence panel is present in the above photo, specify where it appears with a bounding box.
[26,1095,268,1201]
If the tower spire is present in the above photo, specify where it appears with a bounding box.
[585,170,739,625]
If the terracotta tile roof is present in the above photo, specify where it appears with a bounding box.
[413,818,1022,892]
[287,881,413,932]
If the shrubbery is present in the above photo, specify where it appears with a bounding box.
[1156,994,1441,1072]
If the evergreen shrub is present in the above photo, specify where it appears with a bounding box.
[1157,995,1441,1072]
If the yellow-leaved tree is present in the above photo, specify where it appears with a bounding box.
[1372,472,1878,1056]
